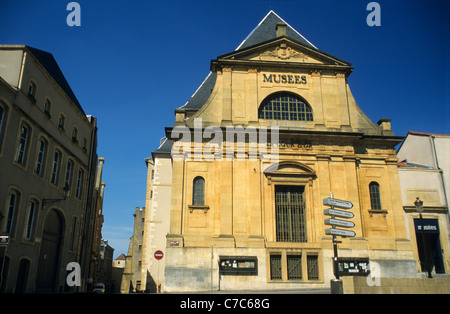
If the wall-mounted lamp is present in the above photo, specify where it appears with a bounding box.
[42,184,71,209]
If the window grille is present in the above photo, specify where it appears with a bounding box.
[270,255,282,280]
[275,186,307,242]
[307,255,319,280]
[287,255,302,280]
[259,92,313,121]
[369,182,382,210]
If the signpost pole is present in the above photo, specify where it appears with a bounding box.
[329,193,343,294]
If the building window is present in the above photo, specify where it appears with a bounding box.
[34,138,47,176]
[5,190,19,236]
[82,137,87,152]
[50,150,62,185]
[16,124,30,166]
[259,92,313,121]
[0,103,7,151]
[28,81,37,102]
[287,255,302,280]
[275,185,307,242]
[65,160,74,189]
[76,169,84,199]
[307,255,319,280]
[24,200,37,240]
[72,127,78,144]
[369,182,382,210]
[269,251,320,282]
[192,176,205,206]
[44,99,51,118]
[58,114,65,130]
[269,254,282,280]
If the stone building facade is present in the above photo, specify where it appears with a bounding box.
[0,45,103,293]
[144,11,419,292]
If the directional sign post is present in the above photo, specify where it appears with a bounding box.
[323,197,353,209]
[323,194,356,293]
[324,218,355,229]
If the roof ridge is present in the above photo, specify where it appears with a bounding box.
[235,10,317,51]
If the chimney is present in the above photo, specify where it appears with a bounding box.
[377,118,394,135]
[276,22,287,37]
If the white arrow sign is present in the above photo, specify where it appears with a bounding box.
[324,218,355,229]
[323,198,353,209]
[325,228,356,238]
[324,208,354,219]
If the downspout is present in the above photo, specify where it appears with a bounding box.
[430,135,449,218]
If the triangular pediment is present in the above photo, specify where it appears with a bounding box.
[218,37,350,67]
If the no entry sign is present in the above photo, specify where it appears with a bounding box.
[154,250,164,260]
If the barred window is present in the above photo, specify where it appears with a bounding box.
[369,182,382,210]
[287,255,302,280]
[275,185,307,242]
[270,255,282,280]
[259,92,313,121]
[192,176,205,206]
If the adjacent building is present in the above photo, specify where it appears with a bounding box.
[397,131,450,276]
[142,11,420,292]
[121,206,145,293]
[0,45,104,292]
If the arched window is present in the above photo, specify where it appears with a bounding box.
[369,182,382,210]
[192,176,205,206]
[259,92,313,121]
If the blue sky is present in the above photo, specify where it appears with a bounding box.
[1,0,449,258]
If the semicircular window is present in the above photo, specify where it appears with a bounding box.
[258,92,313,121]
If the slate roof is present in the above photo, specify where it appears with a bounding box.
[26,46,86,116]
[177,10,315,113]
[152,137,173,156]
[236,10,317,51]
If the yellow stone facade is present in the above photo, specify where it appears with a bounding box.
[145,12,418,292]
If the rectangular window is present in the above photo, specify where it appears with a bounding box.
[28,82,36,102]
[0,105,5,151]
[16,125,29,165]
[25,200,37,240]
[76,169,84,199]
[307,255,319,280]
[269,255,282,280]
[51,151,61,185]
[58,114,65,130]
[65,160,73,188]
[34,139,47,176]
[44,100,51,117]
[268,251,321,282]
[275,186,307,242]
[287,255,302,280]
[6,191,19,235]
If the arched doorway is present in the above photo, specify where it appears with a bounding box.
[36,209,64,292]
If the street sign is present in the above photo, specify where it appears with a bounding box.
[324,218,355,229]
[325,228,356,238]
[154,250,164,260]
[324,208,354,219]
[0,236,9,244]
[323,197,353,209]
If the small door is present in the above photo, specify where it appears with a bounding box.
[414,219,445,274]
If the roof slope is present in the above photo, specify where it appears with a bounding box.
[26,46,86,116]
[236,10,317,51]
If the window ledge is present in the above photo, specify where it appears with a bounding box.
[368,209,388,217]
[188,205,209,213]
